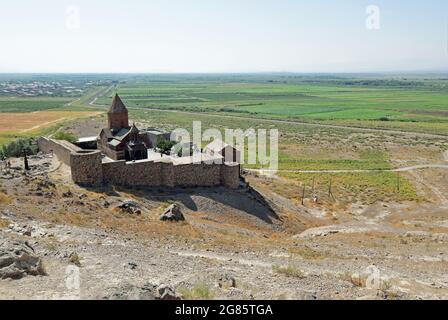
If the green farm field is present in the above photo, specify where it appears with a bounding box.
[0,97,71,113]
[95,75,448,135]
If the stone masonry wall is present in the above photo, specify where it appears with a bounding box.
[70,151,103,186]
[102,160,163,187]
[101,160,238,188]
[220,163,241,189]
[38,137,240,189]
[37,137,81,166]
[173,163,221,187]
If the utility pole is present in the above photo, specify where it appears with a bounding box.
[301,184,306,206]
[23,148,30,171]
[312,177,316,194]
[396,172,400,192]
[328,178,335,201]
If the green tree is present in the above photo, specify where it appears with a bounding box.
[172,143,194,157]
[52,131,77,143]
[1,138,38,158]
[156,139,175,155]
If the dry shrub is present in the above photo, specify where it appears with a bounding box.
[0,192,12,204]
[178,282,215,300]
[272,264,306,279]
[288,246,324,260]
[0,218,9,228]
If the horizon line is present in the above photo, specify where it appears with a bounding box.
[0,70,448,76]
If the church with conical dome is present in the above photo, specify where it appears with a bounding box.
[97,94,149,161]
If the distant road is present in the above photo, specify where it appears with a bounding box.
[87,91,448,140]
[63,85,115,108]
[246,164,448,174]
[87,85,115,106]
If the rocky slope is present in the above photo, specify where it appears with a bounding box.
[0,154,447,300]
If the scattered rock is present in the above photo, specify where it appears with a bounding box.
[69,252,82,267]
[403,231,431,238]
[105,282,157,300]
[8,223,32,236]
[294,225,376,239]
[218,274,237,289]
[44,192,55,199]
[0,239,46,279]
[62,191,73,198]
[432,233,448,242]
[402,231,448,242]
[23,228,32,237]
[36,177,55,189]
[156,284,181,300]
[160,204,185,222]
[126,262,138,270]
[117,200,142,215]
[1,209,15,218]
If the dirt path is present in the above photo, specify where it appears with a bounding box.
[65,98,80,107]
[20,117,67,133]
[407,170,448,207]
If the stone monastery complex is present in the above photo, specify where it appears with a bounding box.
[37,95,241,189]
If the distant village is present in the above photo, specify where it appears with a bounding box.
[0,79,112,97]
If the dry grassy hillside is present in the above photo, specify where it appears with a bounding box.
[1,148,447,299]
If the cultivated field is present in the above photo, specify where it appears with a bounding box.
[0,110,101,146]
[96,74,448,135]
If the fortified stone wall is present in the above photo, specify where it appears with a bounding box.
[220,163,241,189]
[102,160,163,187]
[70,151,103,186]
[37,137,81,166]
[173,163,221,187]
[38,138,240,189]
[101,160,233,188]
[160,160,175,187]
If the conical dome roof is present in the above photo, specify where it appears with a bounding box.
[108,94,128,113]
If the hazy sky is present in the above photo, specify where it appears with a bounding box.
[0,0,447,73]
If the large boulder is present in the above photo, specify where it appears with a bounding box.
[0,239,46,279]
[160,204,185,222]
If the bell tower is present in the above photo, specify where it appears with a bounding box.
[108,94,129,132]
